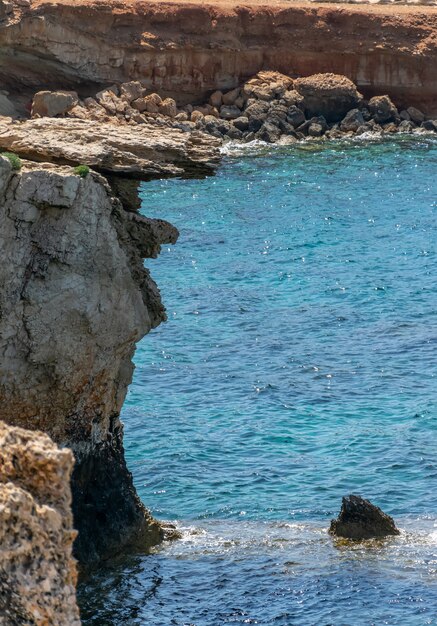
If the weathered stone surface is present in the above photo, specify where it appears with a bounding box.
[159,97,177,118]
[0,420,80,625]
[31,90,79,118]
[0,91,18,117]
[368,95,399,123]
[294,73,363,122]
[243,71,293,101]
[120,81,144,103]
[406,105,425,124]
[286,104,306,128]
[209,90,223,109]
[222,87,241,106]
[340,108,365,132]
[0,117,221,179]
[1,1,437,117]
[133,92,162,113]
[0,156,180,566]
[329,495,400,540]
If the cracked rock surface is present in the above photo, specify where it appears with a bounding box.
[0,155,178,566]
[0,420,80,625]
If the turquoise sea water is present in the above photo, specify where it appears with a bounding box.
[79,137,437,625]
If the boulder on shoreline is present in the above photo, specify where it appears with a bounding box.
[25,73,437,145]
[329,495,400,540]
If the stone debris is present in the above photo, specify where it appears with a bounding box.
[22,72,437,146]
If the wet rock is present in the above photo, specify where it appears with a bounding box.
[407,106,425,124]
[267,102,288,125]
[226,126,243,140]
[368,95,399,124]
[232,116,249,132]
[244,100,270,129]
[294,73,363,122]
[421,119,437,131]
[399,109,411,121]
[340,108,365,132]
[257,121,281,143]
[329,495,400,540]
[286,105,305,128]
[31,90,79,118]
[220,104,242,120]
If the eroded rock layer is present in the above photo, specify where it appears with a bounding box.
[0,0,437,114]
[0,155,179,566]
[0,420,80,625]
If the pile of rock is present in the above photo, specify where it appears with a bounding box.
[30,71,437,143]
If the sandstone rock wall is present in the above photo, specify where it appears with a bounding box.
[0,0,437,115]
[0,420,80,625]
[0,155,178,565]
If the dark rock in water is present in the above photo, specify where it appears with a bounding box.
[329,495,400,539]
[340,108,365,132]
[421,119,437,132]
[257,121,281,143]
[407,105,425,124]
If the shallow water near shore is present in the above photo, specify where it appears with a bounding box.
[79,137,437,625]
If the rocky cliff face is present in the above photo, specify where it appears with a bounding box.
[0,154,180,566]
[0,0,437,115]
[0,420,80,625]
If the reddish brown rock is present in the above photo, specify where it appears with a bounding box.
[294,73,363,122]
[1,1,436,115]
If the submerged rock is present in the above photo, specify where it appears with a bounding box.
[329,495,400,540]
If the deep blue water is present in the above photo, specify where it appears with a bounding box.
[79,137,437,625]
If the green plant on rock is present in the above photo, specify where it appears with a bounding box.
[74,164,90,178]
[1,152,22,171]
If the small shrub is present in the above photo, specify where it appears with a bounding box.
[74,164,90,178]
[1,152,22,171]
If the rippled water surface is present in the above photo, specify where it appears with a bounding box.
[79,138,437,625]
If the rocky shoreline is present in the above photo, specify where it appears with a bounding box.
[1,1,436,621]
[6,71,434,155]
